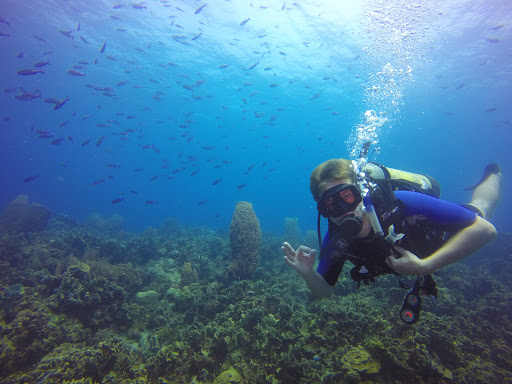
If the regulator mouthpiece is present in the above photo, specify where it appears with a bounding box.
[385,224,405,245]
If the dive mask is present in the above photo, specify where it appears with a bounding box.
[317,184,362,218]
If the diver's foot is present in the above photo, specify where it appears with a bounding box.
[465,163,501,191]
[466,164,502,219]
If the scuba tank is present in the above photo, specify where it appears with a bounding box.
[362,162,441,198]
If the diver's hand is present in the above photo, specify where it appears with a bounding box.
[281,242,316,276]
[385,245,428,275]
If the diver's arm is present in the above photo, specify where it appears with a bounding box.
[420,216,497,273]
[387,216,497,275]
[301,269,334,299]
[282,242,334,299]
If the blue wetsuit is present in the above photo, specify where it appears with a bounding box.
[317,191,477,286]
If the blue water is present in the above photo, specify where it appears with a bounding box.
[1,0,510,235]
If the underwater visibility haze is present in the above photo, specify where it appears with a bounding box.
[0,0,512,383]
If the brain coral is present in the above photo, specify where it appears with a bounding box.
[229,201,261,280]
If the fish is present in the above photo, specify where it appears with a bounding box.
[79,36,91,44]
[489,24,504,31]
[77,22,80,31]
[279,51,287,56]
[100,42,106,53]
[53,97,70,110]
[59,30,74,39]
[32,34,47,42]
[106,163,121,168]
[17,69,44,75]
[191,32,202,41]
[81,138,92,146]
[212,178,222,185]
[190,169,200,176]
[0,32,11,37]
[248,61,259,70]
[198,200,208,206]
[218,64,230,69]
[17,52,24,59]
[96,136,104,147]
[67,69,85,76]
[131,3,147,9]
[116,80,128,86]
[112,4,125,8]
[145,200,158,204]
[15,93,41,101]
[240,18,250,26]
[23,174,39,182]
[110,15,122,21]
[34,61,49,68]
[111,197,125,204]
[51,138,64,145]
[35,129,51,134]
[195,3,206,14]
[91,178,105,186]
[236,184,247,191]
[486,38,500,43]
[183,84,193,91]
[0,17,11,28]
[269,83,278,88]
[58,121,69,127]
[202,145,215,150]
[486,107,497,112]
[455,83,465,90]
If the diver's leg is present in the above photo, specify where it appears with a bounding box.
[466,164,502,220]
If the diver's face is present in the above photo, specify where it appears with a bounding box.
[324,179,356,226]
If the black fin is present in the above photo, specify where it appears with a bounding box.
[465,163,501,191]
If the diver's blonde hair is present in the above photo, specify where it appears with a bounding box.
[310,158,356,201]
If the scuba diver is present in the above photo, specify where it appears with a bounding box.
[281,158,502,323]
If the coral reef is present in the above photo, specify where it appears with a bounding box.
[0,195,51,233]
[0,200,511,384]
[179,262,199,288]
[229,201,261,280]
